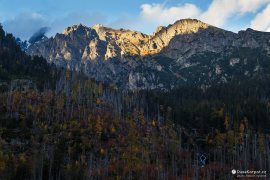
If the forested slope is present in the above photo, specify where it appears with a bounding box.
[0,25,57,90]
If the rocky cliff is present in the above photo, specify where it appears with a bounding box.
[27,19,270,89]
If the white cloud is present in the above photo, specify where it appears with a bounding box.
[238,0,270,13]
[2,11,108,40]
[200,0,236,27]
[140,3,201,25]
[2,11,48,40]
[201,0,269,27]
[138,0,269,33]
[250,4,270,32]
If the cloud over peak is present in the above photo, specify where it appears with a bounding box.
[140,3,201,25]
[2,0,270,40]
[251,4,270,32]
[139,0,270,32]
[201,0,269,27]
[2,11,49,40]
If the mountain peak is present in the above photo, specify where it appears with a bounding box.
[166,18,209,34]
[26,18,270,90]
[142,19,211,55]
[92,24,105,30]
[154,26,166,36]
[174,18,206,24]
[63,24,88,35]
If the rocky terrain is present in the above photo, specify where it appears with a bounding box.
[27,19,270,89]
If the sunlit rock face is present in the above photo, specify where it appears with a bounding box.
[141,19,210,55]
[27,19,210,62]
[27,19,270,90]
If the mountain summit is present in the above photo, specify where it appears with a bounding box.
[27,19,270,89]
[27,19,211,60]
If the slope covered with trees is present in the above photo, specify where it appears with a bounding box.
[0,25,57,90]
[0,72,270,179]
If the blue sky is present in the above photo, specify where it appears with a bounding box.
[1,0,270,40]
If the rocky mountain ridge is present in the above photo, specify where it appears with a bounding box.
[27,19,270,89]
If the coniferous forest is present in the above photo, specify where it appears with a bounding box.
[0,25,270,180]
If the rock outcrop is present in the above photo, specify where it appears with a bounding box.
[27,19,270,89]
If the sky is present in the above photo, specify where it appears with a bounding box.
[1,0,270,40]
